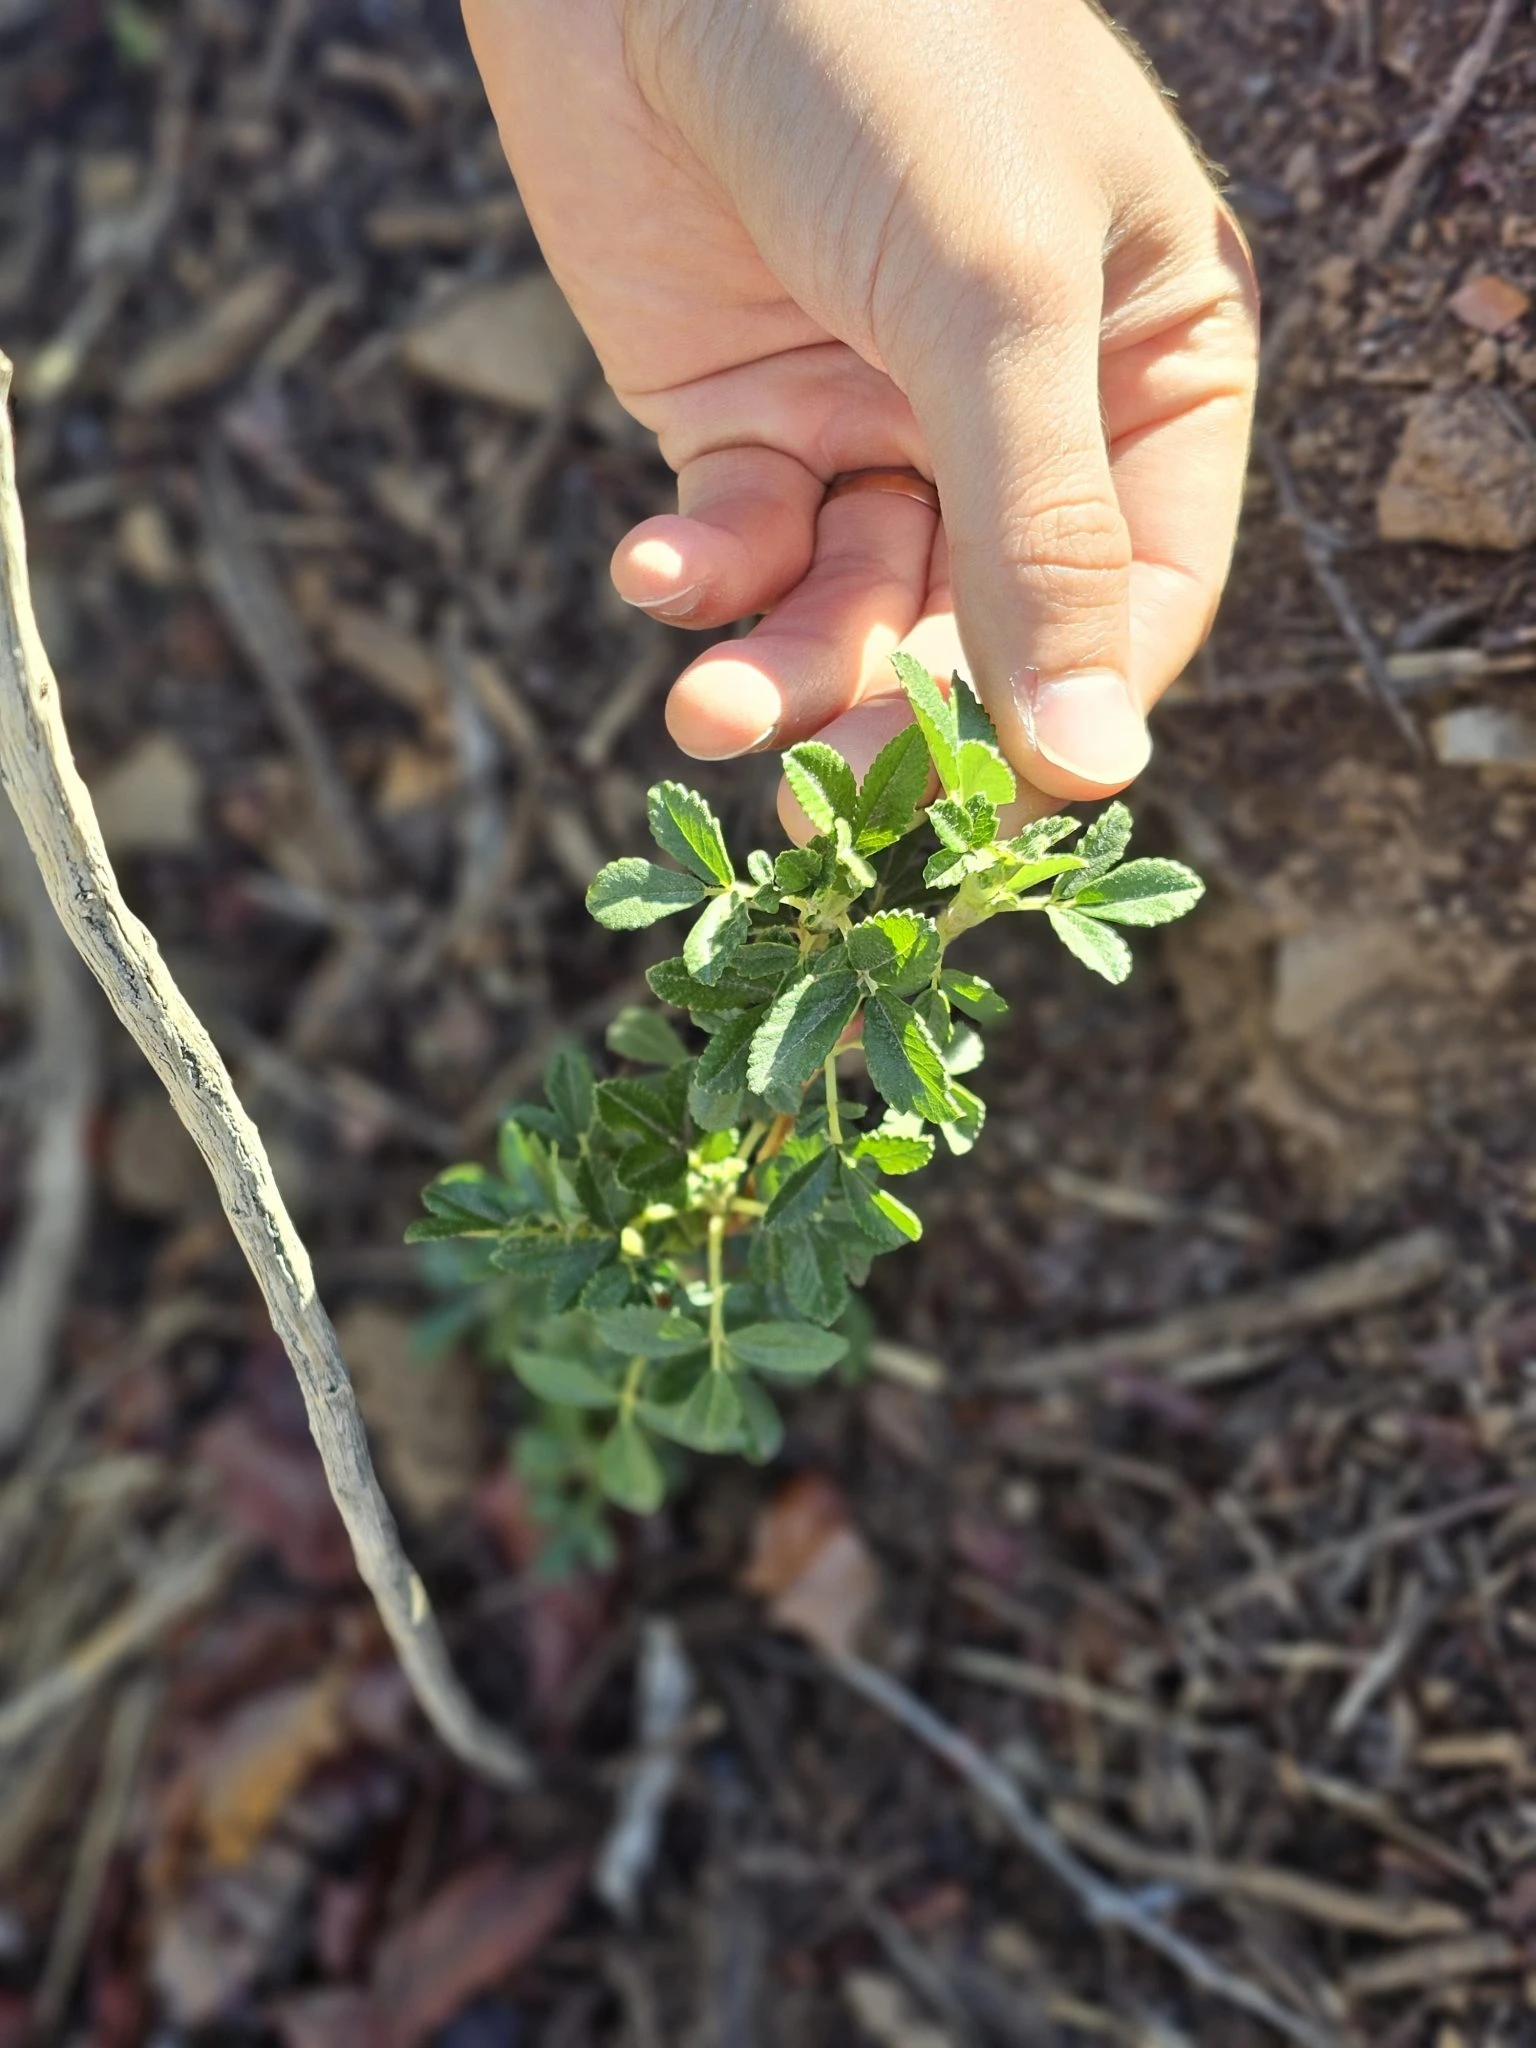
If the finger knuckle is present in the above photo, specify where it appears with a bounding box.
[987,493,1133,607]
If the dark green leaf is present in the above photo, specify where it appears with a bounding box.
[594,1306,708,1358]
[594,1069,689,1145]
[588,858,708,930]
[647,781,734,886]
[546,1045,595,1142]
[729,1320,847,1380]
[747,971,861,1113]
[688,1010,758,1129]
[547,1242,620,1311]
[853,724,929,852]
[891,650,959,793]
[1046,906,1133,983]
[404,1214,493,1244]
[595,1423,666,1514]
[939,969,1009,1023]
[733,942,803,982]
[420,1164,519,1226]
[612,1138,687,1199]
[778,1227,849,1323]
[683,890,750,985]
[847,909,939,996]
[511,1347,620,1409]
[647,954,762,1015]
[646,1369,745,1453]
[838,1156,915,1248]
[736,1379,783,1464]
[869,1186,922,1241]
[606,1005,690,1068]
[1072,857,1205,926]
[782,742,857,833]
[862,992,958,1122]
[574,1152,631,1230]
[763,1147,836,1230]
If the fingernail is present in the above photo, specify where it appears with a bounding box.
[698,720,779,762]
[1013,667,1150,783]
[625,583,704,621]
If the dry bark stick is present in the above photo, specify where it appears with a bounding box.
[980,1227,1450,1392]
[1359,0,1521,261]
[827,1651,1337,2048]
[0,357,532,1789]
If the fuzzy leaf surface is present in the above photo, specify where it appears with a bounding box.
[1046,906,1133,983]
[1072,858,1205,926]
[891,651,960,793]
[588,859,708,930]
[746,970,861,1113]
[852,724,930,851]
[782,743,857,833]
[728,1322,848,1380]
[647,781,734,886]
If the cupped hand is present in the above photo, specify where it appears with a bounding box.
[464,0,1258,828]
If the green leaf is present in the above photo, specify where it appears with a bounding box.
[1075,799,1132,869]
[853,724,930,852]
[728,1321,847,1380]
[606,1005,690,1068]
[1073,857,1205,927]
[774,844,825,895]
[1010,815,1081,860]
[683,890,750,985]
[1046,906,1133,984]
[511,1347,620,1409]
[782,742,857,833]
[736,1379,784,1464]
[839,1158,914,1248]
[546,1045,595,1142]
[891,650,959,793]
[594,1306,708,1358]
[747,848,775,885]
[419,1164,520,1226]
[647,781,734,887]
[957,739,1016,807]
[1002,853,1086,894]
[852,1128,935,1175]
[688,1009,759,1129]
[596,1423,666,1514]
[763,1148,836,1230]
[647,955,762,1015]
[595,1069,688,1145]
[613,1138,687,1198]
[405,1214,494,1243]
[939,969,1009,1023]
[862,991,958,1122]
[734,942,803,982]
[588,858,708,930]
[937,1082,987,1156]
[869,1186,922,1241]
[846,909,940,996]
[747,970,861,1114]
[647,1370,745,1453]
[777,1227,849,1323]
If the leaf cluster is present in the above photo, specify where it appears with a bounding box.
[412,657,1203,1546]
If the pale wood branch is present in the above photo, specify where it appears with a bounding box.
[0,355,531,1789]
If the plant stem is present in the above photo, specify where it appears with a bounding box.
[823,1054,842,1148]
[620,1354,645,1422]
[707,1211,726,1373]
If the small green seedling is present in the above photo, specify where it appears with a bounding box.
[411,657,1203,1562]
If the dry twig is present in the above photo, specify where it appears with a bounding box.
[0,359,532,1789]
[1261,433,1424,755]
[981,1228,1449,1392]
[826,1651,1337,2047]
[1359,0,1521,260]
[0,805,98,1454]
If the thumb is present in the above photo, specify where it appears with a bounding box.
[903,271,1149,801]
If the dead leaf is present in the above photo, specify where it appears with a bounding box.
[272,1989,377,2048]
[375,742,458,816]
[1449,271,1532,335]
[325,604,443,718]
[335,1304,482,1524]
[121,265,292,409]
[197,1672,350,1869]
[93,732,203,854]
[151,1841,311,2027]
[196,1410,357,1589]
[743,1473,881,1658]
[843,1971,956,2048]
[370,1852,587,2048]
[400,274,595,413]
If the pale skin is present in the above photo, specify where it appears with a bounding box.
[463,0,1259,832]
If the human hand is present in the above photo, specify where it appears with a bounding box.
[464,0,1257,824]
